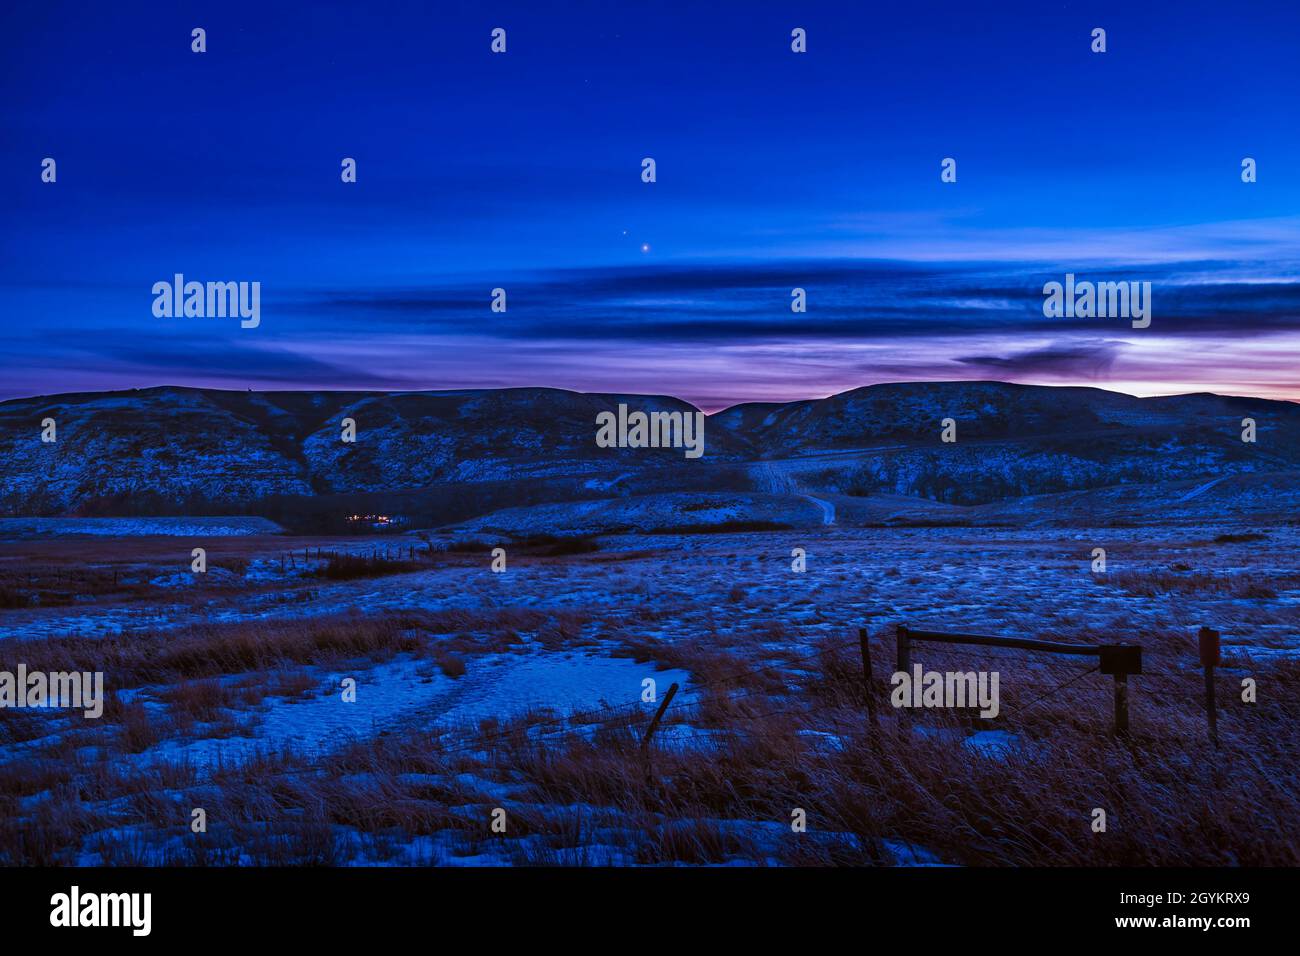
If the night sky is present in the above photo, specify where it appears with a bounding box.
[3,0,1298,409]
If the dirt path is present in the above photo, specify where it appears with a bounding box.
[801,494,836,525]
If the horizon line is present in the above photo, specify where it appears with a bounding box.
[4,378,1296,417]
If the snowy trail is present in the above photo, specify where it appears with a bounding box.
[802,494,836,525]
[1177,476,1227,503]
[749,462,797,494]
[751,462,835,524]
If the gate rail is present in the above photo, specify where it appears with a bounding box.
[894,624,1142,735]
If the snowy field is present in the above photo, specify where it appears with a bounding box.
[0,516,284,538]
[1,509,1297,866]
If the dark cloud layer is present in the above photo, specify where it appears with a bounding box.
[297,259,1300,342]
[956,340,1128,379]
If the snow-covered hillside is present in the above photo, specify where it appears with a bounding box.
[1,381,1295,515]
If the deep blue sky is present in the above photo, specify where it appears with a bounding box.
[3,0,1298,408]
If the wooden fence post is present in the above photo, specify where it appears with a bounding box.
[1113,673,1129,737]
[1098,644,1141,738]
[858,627,878,731]
[641,682,679,755]
[1199,626,1220,747]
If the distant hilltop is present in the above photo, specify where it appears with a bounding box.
[0,381,1296,521]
